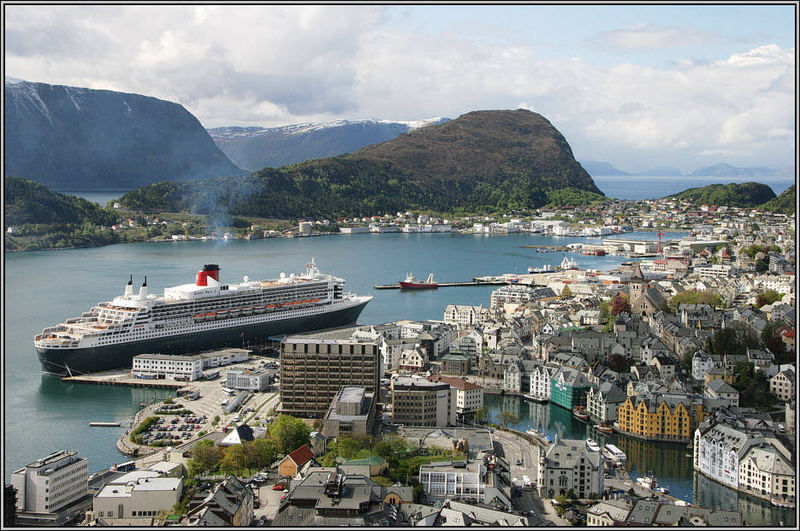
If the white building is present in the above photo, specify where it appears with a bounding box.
[298,221,312,234]
[770,368,795,402]
[199,348,250,368]
[132,353,204,381]
[429,375,484,422]
[92,475,183,520]
[418,461,485,500]
[537,437,604,499]
[695,264,734,279]
[226,367,271,391]
[443,304,486,329]
[11,450,89,514]
[528,364,557,401]
[692,351,722,381]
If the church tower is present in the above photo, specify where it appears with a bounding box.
[629,262,645,315]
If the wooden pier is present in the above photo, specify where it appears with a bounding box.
[374,279,509,290]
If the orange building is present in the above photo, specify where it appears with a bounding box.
[617,393,703,443]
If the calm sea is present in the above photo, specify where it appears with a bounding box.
[3,232,792,524]
[593,175,793,200]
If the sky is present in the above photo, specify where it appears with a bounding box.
[4,4,796,173]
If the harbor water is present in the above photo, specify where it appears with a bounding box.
[484,394,794,526]
[4,230,791,523]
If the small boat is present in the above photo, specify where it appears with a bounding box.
[586,438,600,452]
[399,272,438,289]
[572,406,588,421]
[526,428,540,437]
[636,475,657,490]
[655,486,670,494]
[596,423,613,434]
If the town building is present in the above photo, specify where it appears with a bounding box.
[586,499,632,526]
[617,393,701,443]
[770,368,795,402]
[586,382,627,423]
[10,450,90,521]
[280,328,380,418]
[131,353,204,381]
[272,469,404,526]
[549,368,591,411]
[391,377,456,427]
[428,374,484,422]
[704,379,739,407]
[278,445,317,478]
[182,476,253,526]
[92,474,183,521]
[321,386,376,438]
[440,352,471,376]
[536,437,604,499]
[527,364,558,402]
[225,367,271,391]
[443,304,486,329]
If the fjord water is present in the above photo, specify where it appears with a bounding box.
[592,175,793,200]
[3,232,792,524]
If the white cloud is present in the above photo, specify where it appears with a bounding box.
[599,23,716,52]
[3,5,795,170]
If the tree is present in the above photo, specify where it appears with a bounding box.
[474,406,488,424]
[189,439,222,476]
[220,444,246,475]
[610,294,630,316]
[497,410,519,428]
[336,437,361,459]
[374,437,408,462]
[268,414,311,455]
[756,290,782,308]
[560,285,573,299]
[312,418,324,431]
[566,488,576,500]
[608,353,630,373]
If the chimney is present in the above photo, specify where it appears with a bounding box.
[196,264,220,286]
[124,275,133,296]
[138,276,148,300]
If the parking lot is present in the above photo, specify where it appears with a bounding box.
[139,409,209,446]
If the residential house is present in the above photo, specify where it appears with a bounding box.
[278,445,317,478]
[770,368,795,402]
[536,437,604,499]
[586,382,628,423]
[704,379,739,407]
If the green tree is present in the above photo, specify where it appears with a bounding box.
[189,439,222,476]
[268,414,311,454]
[374,437,408,462]
[560,285,573,299]
[336,437,362,459]
[497,410,519,428]
[219,444,247,475]
[474,406,488,424]
[756,290,782,308]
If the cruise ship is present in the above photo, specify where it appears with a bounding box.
[34,261,371,375]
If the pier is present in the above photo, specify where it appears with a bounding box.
[374,278,510,290]
[89,422,121,427]
[62,369,188,389]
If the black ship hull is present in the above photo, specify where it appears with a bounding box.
[37,300,369,375]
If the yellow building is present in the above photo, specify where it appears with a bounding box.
[617,393,703,443]
[704,366,735,386]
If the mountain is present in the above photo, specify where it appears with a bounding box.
[208,117,450,172]
[4,176,118,226]
[119,109,606,218]
[4,78,244,191]
[760,185,795,214]
[579,160,631,176]
[690,162,793,178]
[667,182,777,207]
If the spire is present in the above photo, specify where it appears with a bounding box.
[631,262,644,281]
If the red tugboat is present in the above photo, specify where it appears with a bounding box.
[399,272,438,289]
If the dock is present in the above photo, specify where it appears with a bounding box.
[63,369,187,389]
[374,279,509,290]
[89,422,121,427]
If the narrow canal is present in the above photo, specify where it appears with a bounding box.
[485,394,794,526]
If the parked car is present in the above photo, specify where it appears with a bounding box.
[272,485,286,491]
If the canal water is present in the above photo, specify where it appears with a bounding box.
[484,394,794,526]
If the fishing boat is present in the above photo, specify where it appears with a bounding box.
[636,475,657,490]
[399,272,438,289]
[572,406,588,421]
[655,486,670,494]
[596,422,614,434]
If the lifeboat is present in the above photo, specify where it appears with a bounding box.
[242,307,253,315]
[216,310,228,319]
[254,305,265,314]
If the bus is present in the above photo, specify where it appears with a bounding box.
[111,460,136,472]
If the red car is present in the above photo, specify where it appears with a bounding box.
[272,485,286,491]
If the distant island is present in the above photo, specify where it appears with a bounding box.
[760,185,795,214]
[666,182,777,208]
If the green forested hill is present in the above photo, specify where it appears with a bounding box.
[5,177,119,226]
[119,109,607,218]
[667,182,777,207]
[760,185,795,214]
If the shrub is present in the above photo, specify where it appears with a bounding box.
[130,416,159,444]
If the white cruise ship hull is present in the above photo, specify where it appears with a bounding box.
[37,297,370,376]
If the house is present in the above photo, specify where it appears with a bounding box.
[536,437,604,498]
[770,368,795,402]
[649,353,678,381]
[586,382,627,423]
[92,475,183,521]
[278,444,317,478]
[219,424,255,446]
[586,499,632,526]
[704,379,739,407]
[692,351,722,381]
[182,476,253,526]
